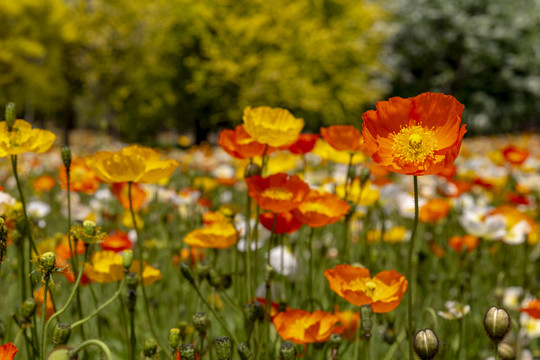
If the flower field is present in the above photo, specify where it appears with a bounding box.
[1,97,540,360]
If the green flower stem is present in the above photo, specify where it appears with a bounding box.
[39,277,50,360]
[407,176,419,360]
[68,339,113,360]
[343,153,354,200]
[16,241,26,304]
[245,191,253,302]
[307,227,315,312]
[495,342,499,360]
[129,309,136,360]
[71,274,127,329]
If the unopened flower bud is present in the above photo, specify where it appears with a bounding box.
[484,306,511,343]
[215,337,232,360]
[52,323,71,348]
[177,321,189,340]
[126,272,139,290]
[279,341,297,360]
[21,297,37,319]
[246,301,264,322]
[359,167,371,184]
[192,312,209,335]
[143,337,158,357]
[47,348,71,360]
[126,289,137,312]
[413,328,439,360]
[179,343,196,360]
[82,220,96,236]
[498,343,516,360]
[61,146,71,170]
[328,334,342,349]
[237,342,253,360]
[122,250,133,269]
[244,164,261,178]
[169,328,180,352]
[5,103,15,131]
[180,262,195,284]
[39,252,56,276]
[360,305,373,335]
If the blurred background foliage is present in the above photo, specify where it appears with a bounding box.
[0,0,539,143]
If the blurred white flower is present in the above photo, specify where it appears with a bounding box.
[502,287,523,310]
[268,245,297,276]
[27,201,51,218]
[0,191,16,215]
[437,301,470,320]
[459,206,507,240]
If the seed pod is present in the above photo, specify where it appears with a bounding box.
[21,297,37,319]
[237,342,253,360]
[413,328,439,360]
[169,328,181,352]
[215,336,232,360]
[52,323,71,348]
[143,337,158,357]
[192,312,210,335]
[484,306,511,343]
[244,164,261,178]
[279,341,296,360]
[122,250,133,270]
[61,146,71,170]
[179,343,196,360]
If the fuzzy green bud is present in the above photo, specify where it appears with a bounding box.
[126,272,139,290]
[244,163,262,178]
[5,103,15,131]
[215,337,232,360]
[328,334,342,349]
[180,262,195,284]
[484,306,511,343]
[413,329,439,360]
[237,342,253,360]
[246,301,264,322]
[46,348,71,360]
[360,305,373,336]
[39,252,56,276]
[179,343,196,360]
[192,312,209,335]
[169,328,181,352]
[126,289,137,312]
[143,337,158,358]
[279,341,297,360]
[122,250,133,270]
[61,146,71,170]
[52,323,71,348]
[82,220,96,236]
[21,297,37,319]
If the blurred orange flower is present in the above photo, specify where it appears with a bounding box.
[180,247,205,265]
[292,190,350,228]
[245,173,309,213]
[218,125,268,159]
[84,251,124,283]
[449,235,480,253]
[520,299,540,319]
[183,222,238,249]
[259,211,303,234]
[287,134,320,155]
[55,235,85,260]
[33,175,55,193]
[333,307,360,340]
[100,230,133,252]
[59,158,101,194]
[362,92,466,175]
[112,182,147,211]
[502,145,529,166]
[0,343,18,359]
[273,309,341,344]
[34,286,54,319]
[0,119,56,157]
[243,106,304,147]
[419,198,451,223]
[321,125,364,152]
[325,265,408,313]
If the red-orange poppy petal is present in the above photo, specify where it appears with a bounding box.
[0,343,18,360]
[259,211,303,234]
[287,134,320,155]
[520,299,540,319]
[320,126,364,152]
[245,173,309,213]
[218,125,267,159]
[292,190,350,228]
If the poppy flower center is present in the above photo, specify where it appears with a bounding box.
[365,281,377,296]
[300,203,333,217]
[392,125,438,164]
[262,188,294,201]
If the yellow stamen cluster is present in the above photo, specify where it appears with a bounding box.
[262,188,294,201]
[392,125,438,164]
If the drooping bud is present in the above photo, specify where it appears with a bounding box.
[61,146,72,170]
[126,272,139,290]
[180,262,195,284]
[215,337,232,360]
[5,103,15,131]
[498,343,516,360]
[279,341,297,360]
[169,328,181,353]
[484,306,511,343]
[328,334,342,349]
[179,343,196,360]
[192,312,210,335]
[21,297,37,319]
[244,163,261,178]
[143,337,158,358]
[52,323,71,348]
[122,250,133,270]
[413,329,439,360]
[383,325,397,345]
[360,305,373,337]
[237,342,253,360]
[126,289,137,312]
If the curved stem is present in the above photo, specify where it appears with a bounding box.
[407,176,419,360]
[69,339,113,360]
[39,278,50,360]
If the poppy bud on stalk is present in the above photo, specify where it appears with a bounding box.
[237,342,253,360]
[122,250,133,270]
[21,298,37,320]
[279,341,297,360]
[413,329,439,360]
[484,306,511,343]
[329,334,343,349]
[143,337,158,358]
[52,323,71,348]
[192,312,210,335]
[498,343,516,360]
[180,343,196,360]
[215,337,232,360]
[244,163,262,178]
[126,272,139,290]
[5,102,15,131]
[169,328,180,353]
[61,145,71,170]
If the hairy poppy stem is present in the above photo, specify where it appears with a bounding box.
[68,339,113,360]
[407,176,419,360]
[39,277,50,360]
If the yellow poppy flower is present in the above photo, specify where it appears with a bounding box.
[335,180,379,206]
[84,251,124,283]
[86,145,179,184]
[312,138,365,165]
[183,222,238,249]
[0,120,56,157]
[129,260,162,286]
[242,106,304,147]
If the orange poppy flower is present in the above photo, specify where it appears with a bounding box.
[59,158,101,194]
[502,145,529,166]
[448,235,480,253]
[111,182,147,211]
[273,309,341,344]
[320,125,364,152]
[245,173,309,213]
[324,265,408,313]
[55,235,86,260]
[218,125,268,159]
[287,134,320,155]
[33,175,56,193]
[0,343,18,360]
[183,222,238,249]
[362,92,466,176]
[292,190,350,228]
[259,211,302,234]
[100,230,133,252]
[419,198,451,223]
[520,299,540,319]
